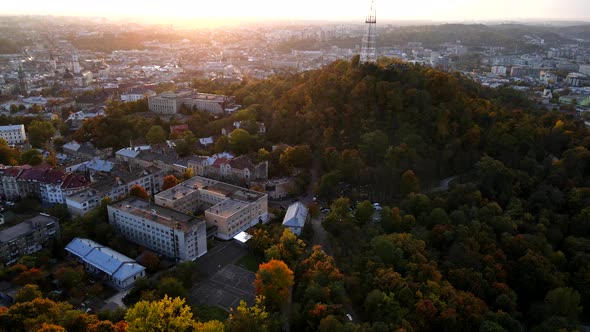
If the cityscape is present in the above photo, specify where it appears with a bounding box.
[0,0,590,331]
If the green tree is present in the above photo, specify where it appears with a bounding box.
[157,277,186,299]
[145,125,167,144]
[20,149,43,166]
[279,145,312,171]
[125,295,195,332]
[360,130,389,164]
[14,284,42,303]
[0,138,19,165]
[354,200,374,225]
[28,120,54,148]
[544,287,582,321]
[228,129,254,154]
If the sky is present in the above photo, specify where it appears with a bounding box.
[2,0,590,23]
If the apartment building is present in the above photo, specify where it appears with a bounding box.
[66,166,164,215]
[155,176,268,240]
[0,125,26,145]
[187,154,268,185]
[0,214,60,265]
[107,197,207,262]
[148,90,239,115]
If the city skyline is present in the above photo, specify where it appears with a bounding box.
[2,0,590,24]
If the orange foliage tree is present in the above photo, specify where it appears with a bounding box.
[129,184,149,200]
[161,175,179,191]
[254,259,294,311]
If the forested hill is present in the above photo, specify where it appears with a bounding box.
[232,57,590,330]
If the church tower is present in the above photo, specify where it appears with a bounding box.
[17,65,27,96]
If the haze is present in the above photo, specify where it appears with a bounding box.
[2,0,590,23]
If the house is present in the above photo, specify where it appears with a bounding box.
[65,238,145,290]
[282,202,309,236]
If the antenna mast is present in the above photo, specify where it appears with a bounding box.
[360,0,377,63]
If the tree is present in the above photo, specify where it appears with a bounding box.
[360,130,389,164]
[228,129,254,154]
[544,287,582,321]
[255,259,294,311]
[129,184,149,200]
[400,170,420,196]
[0,138,19,165]
[28,120,54,148]
[138,250,160,272]
[354,200,374,225]
[145,125,167,144]
[226,298,272,332]
[157,277,186,299]
[20,149,43,166]
[194,320,225,332]
[125,296,195,332]
[279,145,312,171]
[264,229,306,268]
[14,284,42,303]
[162,175,179,191]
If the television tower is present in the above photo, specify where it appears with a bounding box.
[360,0,377,63]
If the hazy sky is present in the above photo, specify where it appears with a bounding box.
[3,0,590,22]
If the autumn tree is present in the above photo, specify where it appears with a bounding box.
[14,284,42,303]
[226,298,273,332]
[125,296,195,332]
[28,120,54,148]
[161,175,179,191]
[0,138,19,165]
[400,170,420,196]
[255,259,294,311]
[20,149,44,166]
[138,250,160,272]
[129,184,149,200]
[264,229,306,267]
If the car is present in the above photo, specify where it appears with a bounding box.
[346,314,353,321]
[5,201,14,206]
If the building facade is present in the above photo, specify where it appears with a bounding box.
[65,238,145,290]
[282,202,309,236]
[0,214,60,265]
[155,176,268,240]
[0,125,26,145]
[108,197,207,262]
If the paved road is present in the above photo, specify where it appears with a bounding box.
[424,175,459,194]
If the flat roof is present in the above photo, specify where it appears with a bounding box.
[207,198,248,218]
[0,215,58,243]
[0,125,24,131]
[111,197,204,232]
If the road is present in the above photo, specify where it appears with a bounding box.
[424,175,459,194]
[303,154,359,323]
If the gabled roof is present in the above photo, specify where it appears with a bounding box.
[65,238,145,280]
[282,202,308,229]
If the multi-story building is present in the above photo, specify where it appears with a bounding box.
[107,197,207,262]
[155,176,268,240]
[121,87,156,102]
[0,125,26,145]
[187,154,268,185]
[66,166,164,215]
[148,90,239,115]
[65,238,145,290]
[0,214,60,265]
[0,166,89,204]
[147,91,191,114]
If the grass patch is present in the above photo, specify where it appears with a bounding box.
[236,253,262,272]
[192,304,229,322]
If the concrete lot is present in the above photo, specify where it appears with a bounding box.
[190,241,256,311]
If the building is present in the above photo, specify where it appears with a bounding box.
[148,91,191,114]
[187,154,268,185]
[0,165,90,204]
[148,90,239,115]
[261,178,294,199]
[0,125,26,145]
[0,214,60,265]
[121,87,156,102]
[155,176,268,240]
[282,202,309,236]
[65,238,145,290]
[66,166,164,216]
[107,197,207,262]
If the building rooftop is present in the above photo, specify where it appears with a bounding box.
[111,197,204,232]
[283,202,308,229]
[208,198,248,218]
[65,238,145,280]
[0,214,58,244]
[0,124,24,131]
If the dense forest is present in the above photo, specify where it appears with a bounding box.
[234,57,590,330]
[23,57,590,331]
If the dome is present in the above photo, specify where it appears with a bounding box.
[63,68,74,79]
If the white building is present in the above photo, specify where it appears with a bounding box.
[65,238,145,290]
[148,91,190,114]
[282,202,309,236]
[0,125,26,145]
[121,88,156,102]
[107,197,208,262]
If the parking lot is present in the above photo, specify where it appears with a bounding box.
[190,241,256,311]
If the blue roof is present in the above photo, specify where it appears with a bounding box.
[65,238,145,280]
